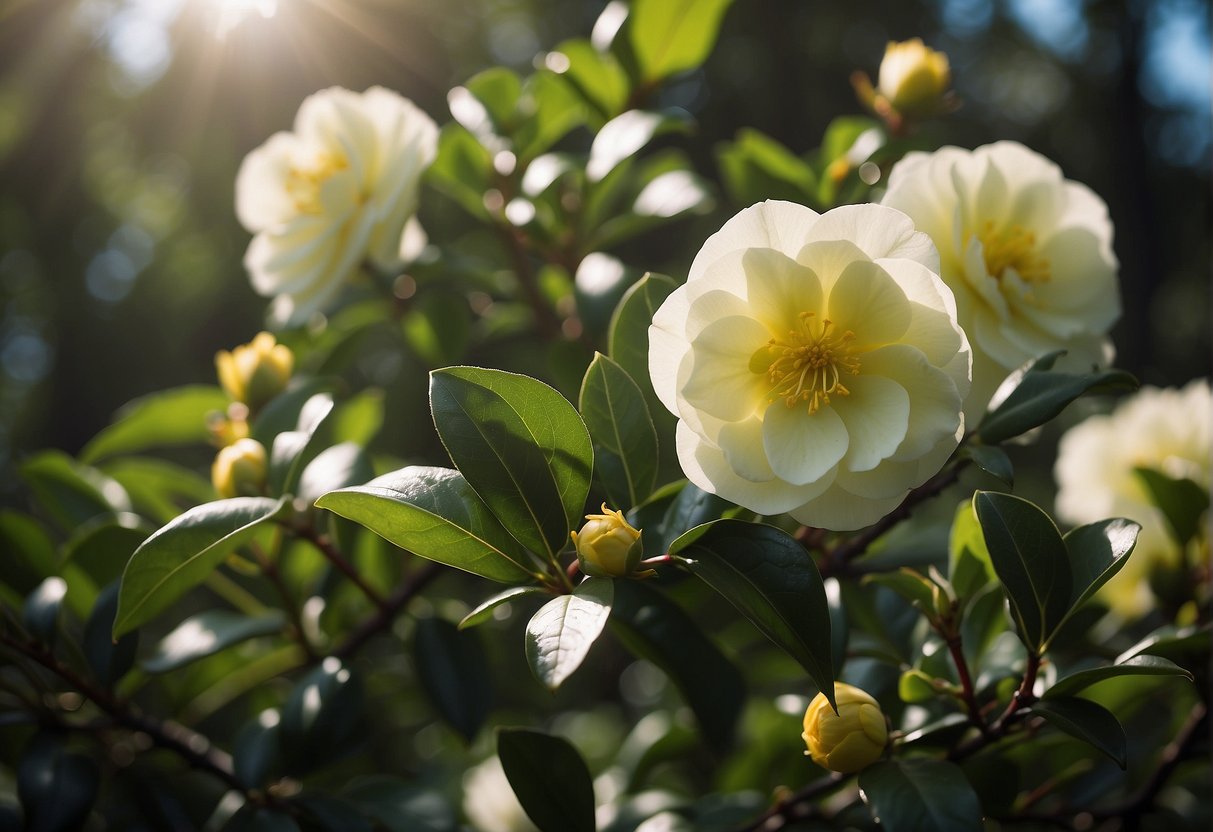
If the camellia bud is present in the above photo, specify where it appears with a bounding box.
[877,38,951,119]
[216,332,294,412]
[802,682,888,773]
[212,438,268,499]
[571,504,644,577]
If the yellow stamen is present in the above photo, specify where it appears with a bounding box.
[285,150,349,214]
[751,312,861,414]
[977,220,1051,284]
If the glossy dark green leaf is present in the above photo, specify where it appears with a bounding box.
[1044,655,1192,700]
[858,759,982,832]
[23,577,68,644]
[550,38,629,121]
[1031,697,1127,768]
[293,797,374,832]
[948,500,996,601]
[414,617,492,742]
[21,450,132,532]
[629,0,734,83]
[579,352,659,508]
[342,777,457,832]
[101,456,216,524]
[608,272,678,406]
[82,582,138,686]
[717,127,817,207]
[80,385,229,463]
[113,496,284,638]
[497,728,596,832]
[974,491,1072,652]
[1117,623,1212,665]
[1061,518,1139,626]
[0,510,56,596]
[526,578,613,690]
[430,367,593,559]
[961,444,1014,485]
[671,519,834,706]
[977,353,1138,444]
[143,609,287,673]
[268,393,334,496]
[251,377,337,446]
[17,734,100,832]
[62,512,152,588]
[316,466,539,583]
[233,709,284,789]
[297,442,374,505]
[1134,467,1209,547]
[459,586,548,630]
[610,580,744,750]
[587,109,693,181]
[281,659,363,774]
[862,569,937,612]
[223,807,301,832]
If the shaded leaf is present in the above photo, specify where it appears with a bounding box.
[23,577,68,644]
[1060,518,1139,631]
[281,659,363,775]
[21,450,132,532]
[1031,697,1127,768]
[81,385,229,463]
[717,127,817,207]
[233,710,285,789]
[948,500,996,601]
[1044,655,1192,700]
[526,578,614,690]
[113,497,284,637]
[671,519,834,705]
[316,466,538,583]
[961,444,1013,486]
[414,617,492,742]
[858,759,982,832]
[17,734,100,832]
[459,586,548,630]
[579,352,659,507]
[342,777,457,832]
[83,582,138,686]
[430,367,592,559]
[497,728,595,832]
[268,393,334,496]
[297,442,374,505]
[1134,467,1209,547]
[143,610,287,673]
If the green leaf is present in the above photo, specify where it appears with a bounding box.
[550,39,629,122]
[610,580,745,750]
[17,734,100,832]
[292,797,374,832]
[671,519,834,705]
[579,352,659,508]
[974,491,1072,652]
[402,290,473,367]
[960,444,1014,486]
[280,659,364,774]
[1031,697,1127,768]
[1044,655,1192,700]
[143,610,287,673]
[427,124,493,220]
[862,568,937,612]
[113,496,284,638]
[100,456,215,524]
[21,450,132,532]
[977,353,1138,444]
[430,367,593,559]
[1134,468,1209,547]
[859,760,983,832]
[233,709,283,789]
[251,377,337,446]
[223,807,301,832]
[513,71,586,161]
[342,777,457,832]
[629,0,734,83]
[717,128,817,207]
[525,578,614,690]
[62,513,152,588]
[268,393,334,496]
[413,617,492,742]
[948,500,996,601]
[461,67,522,134]
[23,577,68,644]
[497,728,596,832]
[330,388,384,447]
[80,385,229,463]
[1,510,56,597]
[316,466,539,583]
[82,582,138,686]
[1061,518,1139,622]
[587,109,693,181]
[459,586,548,630]
[297,442,374,505]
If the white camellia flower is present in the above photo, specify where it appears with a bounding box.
[649,201,971,531]
[462,756,539,832]
[236,86,438,327]
[1055,379,1210,617]
[881,141,1120,419]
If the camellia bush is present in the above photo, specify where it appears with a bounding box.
[2,3,1210,831]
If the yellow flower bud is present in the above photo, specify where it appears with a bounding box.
[571,504,644,577]
[212,438,268,499]
[206,408,251,448]
[877,38,951,119]
[802,682,888,773]
[216,332,294,412]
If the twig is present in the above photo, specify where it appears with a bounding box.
[949,652,1041,761]
[250,540,318,662]
[733,772,849,832]
[293,524,388,612]
[946,634,989,735]
[332,561,444,660]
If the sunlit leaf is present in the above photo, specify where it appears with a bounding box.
[143,610,287,673]
[629,0,734,83]
[550,38,629,122]
[525,578,613,690]
[717,127,817,208]
[459,586,548,630]
[587,109,692,182]
[1044,655,1192,700]
[268,393,334,496]
[21,451,132,533]
[1060,518,1139,633]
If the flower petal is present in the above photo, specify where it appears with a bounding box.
[742,248,824,334]
[682,315,772,421]
[649,285,693,414]
[861,344,963,461]
[826,260,912,347]
[762,404,848,486]
[830,375,910,472]
[788,484,906,532]
[801,203,939,271]
[688,200,821,283]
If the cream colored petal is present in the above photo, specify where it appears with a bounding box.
[716,417,777,482]
[677,422,835,514]
[762,403,848,486]
[682,315,771,421]
[801,203,939,271]
[861,344,963,461]
[685,288,753,340]
[687,200,821,283]
[649,286,693,415]
[742,247,823,333]
[235,132,302,231]
[826,260,912,347]
[788,483,906,532]
[830,374,910,472]
[835,457,920,499]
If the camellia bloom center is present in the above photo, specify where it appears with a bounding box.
[754,313,860,413]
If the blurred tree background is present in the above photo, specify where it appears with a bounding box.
[0,0,1209,503]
